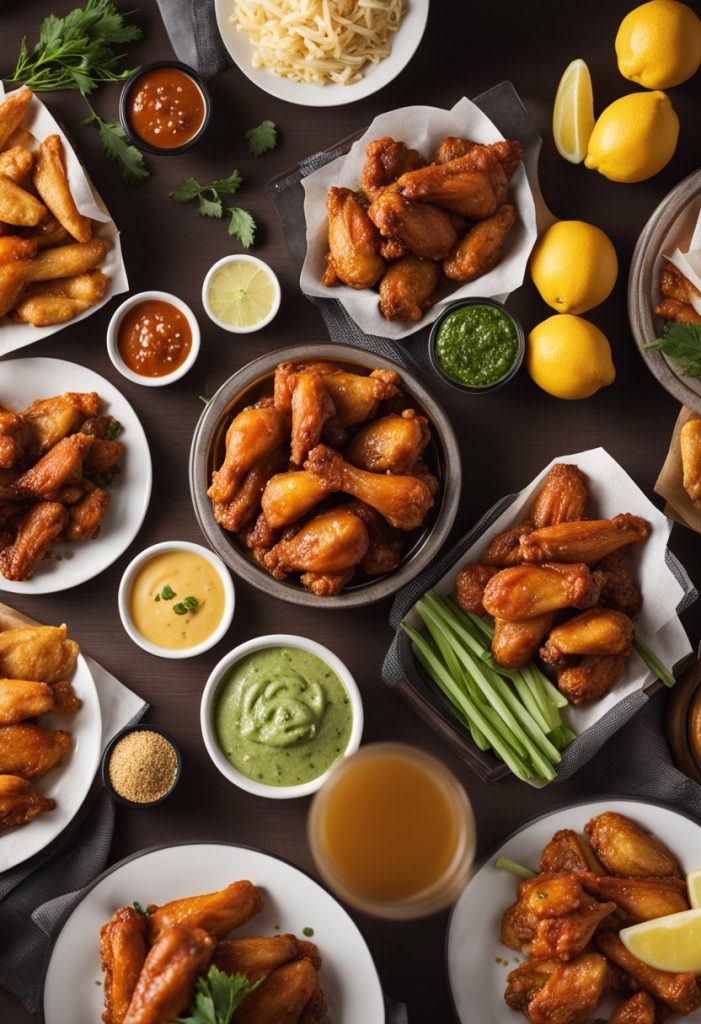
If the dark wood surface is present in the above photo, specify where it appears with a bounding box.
[1,1,700,1021]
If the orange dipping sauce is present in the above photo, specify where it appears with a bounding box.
[127,67,205,150]
[117,300,192,378]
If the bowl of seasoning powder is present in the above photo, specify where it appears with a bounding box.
[102,725,181,807]
[428,298,524,394]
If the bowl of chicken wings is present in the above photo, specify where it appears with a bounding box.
[189,344,461,608]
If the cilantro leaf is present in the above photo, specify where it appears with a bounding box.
[197,194,224,219]
[644,322,701,377]
[211,170,244,195]
[227,207,256,249]
[174,966,259,1024]
[170,173,244,218]
[170,177,204,203]
[82,111,150,184]
[245,120,277,156]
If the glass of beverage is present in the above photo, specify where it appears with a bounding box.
[308,742,476,920]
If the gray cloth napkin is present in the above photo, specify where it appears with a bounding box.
[154,0,232,78]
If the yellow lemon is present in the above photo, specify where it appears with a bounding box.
[553,59,595,164]
[205,256,280,332]
[527,314,616,400]
[620,908,701,973]
[616,0,701,89]
[585,91,679,183]
[530,221,618,314]
[687,869,701,908]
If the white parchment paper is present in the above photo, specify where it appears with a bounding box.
[0,84,128,356]
[667,205,701,316]
[300,96,538,339]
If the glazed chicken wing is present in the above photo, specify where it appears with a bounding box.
[585,812,681,878]
[483,522,533,566]
[609,992,655,1024]
[394,145,508,217]
[540,610,634,666]
[0,678,54,724]
[443,203,516,282]
[525,952,609,1024]
[64,485,110,541]
[235,958,320,1024]
[263,506,369,579]
[557,655,628,706]
[653,297,701,324]
[0,722,71,778]
[321,369,399,445]
[208,404,289,505]
[580,872,688,924]
[9,433,93,499]
[455,562,500,615]
[378,254,440,321]
[0,411,31,469]
[290,371,336,466]
[304,444,434,530]
[367,191,458,260]
[492,613,556,669]
[213,446,288,533]
[49,679,81,714]
[519,514,650,565]
[0,501,67,581]
[345,499,403,575]
[361,136,425,202]
[597,568,643,619]
[0,624,79,682]
[20,391,100,454]
[434,137,524,177]
[123,925,214,1024]
[212,934,315,981]
[505,959,558,1011]
[261,470,330,529]
[660,259,701,306]
[482,563,600,620]
[299,568,356,596]
[0,773,55,828]
[596,932,701,1015]
[100,907,148,1024]
[531,464,589,528]
[531,896,616,961]
[540,830,606,876]
[84,438,124,474]
[147,880,263,941]
[321,186,385,289]
[345,409,430,474]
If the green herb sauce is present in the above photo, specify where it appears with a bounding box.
[435,304,519,387]
[214,646,353,787]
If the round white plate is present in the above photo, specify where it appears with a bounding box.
[0,652,101,872]
[43,841,385,1024]
[447,797,701,1024]
[214,0,429,107]
[0,357,152,594]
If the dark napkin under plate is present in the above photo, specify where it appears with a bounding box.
[154,0,233,78]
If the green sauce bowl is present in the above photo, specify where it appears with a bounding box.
[428,298,525,395]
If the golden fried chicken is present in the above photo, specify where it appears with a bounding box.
[525,952,609,1024]
[299,980,328,1024]
[0,146,33,187]
[0,624,79,683]
[304,444,434,530]
[321,186,385,289]
[0,88,33,151]
[597,568,643,619]
[379,236,408,260]
[482,563,600,620]
[504,959,558,1011]
[531,897,616,961]
[660,259,701,306]
[321,369,399,445]
[213,446,288,534]
[0,411,31,469]
[378,254,440,322]
[212,934,319,981]
[444,204,516,282]
[122,925,214,1024]
[261,470,330,529]
[580,872,688,924]
[532,464,589,529]
[64,485,110,541]
[394,145,508,217]
[33,134,92,243]
[492,613,556,669]
[290,371,336,466]
[49,679,81,714]
[519,515,650,565]
[361,136,425,202]
[539,830,606,877]
[367,191,458,260]
[540,610,634,666]
[100,907,148,1024]
[596,932,701,1015]
[9,433,93,499]
[609,992,655,1024]
[653,297,701,324]
[0,773,55,829]
[455,562,500,615]
[147,880,263,941]
[345,500,403,575]
[208,404,289,505]
[299,568,355,596]
[522,874,585,919]
[584,812,681,878]
[0,500,67,580]
[483,522,533,566]
[557,655,628,705]
[235,958,320,1024]
[346,409,430,474]
[84,438,124,474]
[263,506,369,579]
[434,137,523,177]
[0,722,72,778]
[0,678,54,724]
[21,391,100,454]
[680,417,701,503]
[240,512,282,563]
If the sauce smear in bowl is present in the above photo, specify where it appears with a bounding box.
[127,66,206,150]
[117,299,192,378]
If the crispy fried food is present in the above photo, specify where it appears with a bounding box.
[519,514,650,565]
[532,464,589,529]
[434,137,477,163]
[100,907,148,1024]
[0,146,33,185]
[394,145,508,217]
[361,136,425,202]
[434,137,524,177]
[584,812,681,878]
[0,411,31,469]
[2,127,35,152]
[540,610,634,666]
[455,562,500,615]
[147,880,264,941]
[680,417,701,503]
[213,446,288,534]
[299,568,355,596]
[653,297,701,324]
[0,624,79,682]
[596,932,701,1015]
[65,485,110,541]
[556,654,628,705]
[0,259,33,317]
[346,409,430,473]
[482,563,600,620]
[483,522,533,566]
[524,952,609,1024]
[25,213,71,250]
[523,874,585,919]
[492,613,556,669]
[240,511,282,560]
[235,958,320,1024]
[49,679,81,714]
[345,499,403,575]
[0,89,33,150]
[530,895,616,961]
[580,872,689,924]
[26,237,107,282]
[0,722,71,778]
[21,391,100,453]
[378,254,440,322]
[539,830,606,876]
[0,678,54,724]
[322,369,399,445]
[609,992,655,1024]
[367,190,458,260]
[33,134,92,243]
[290,371,336,466]
[0,500,68,580]
[122,925,214,1024]
[9,433,93,499]
[0,773,55,829]
[212,934,311,981]
[260,470,330,529]
[379,236,408,260]
[208,405,290,505]
[504,959,558,1010]
[84,438,124,474]
[660,259,701,306]
[304,444,434,530]
[0,173,46,226]
[443,203,516,282]
[11,269,108,326]
[321,186,385,289]
[597,568,643,618]
[263,506,369,579]
[0,234,37,264]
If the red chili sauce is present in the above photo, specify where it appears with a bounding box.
[118,300,192,378]
[127,67,205,150]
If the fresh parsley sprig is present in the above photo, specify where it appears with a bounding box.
[174,966,260,1024]
[245,120,277,156]
[170,172,256,249]
[644,321,701,378]
[82,106,149,184]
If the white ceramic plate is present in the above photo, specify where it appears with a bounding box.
[447,797,701,1024]
[0,357,152,594]
[214,0,429,107]
[0,652,101,872]
[43,841,385,1024]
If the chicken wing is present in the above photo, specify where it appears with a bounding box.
[520,515,650,565]
[25,237,106,282]
[394,145,508,218]
[609,992,655,1024]
[147,880,263,941]
[321,186,385,289]
[345,409,430,474]
[380,236,408,260]
[212,934,312,981]
[361,136,425,202]
[531,464,589,529]
[0,89,33,150]
[321,368,399,445]
[208,404,289,505]
[290,371,336,466]
[530,896,616,961]
[557,655,628,706]
[260,470,330,529]
[0,722,71,778]
[11,270,108,326]
[263,506,369,579]
[122,925,214,1024]
[483,522,533,566]
[0,678,54,724]
[584,812,681,878]
[367,190,458,260]
[345,499,403,575]
[64,485,110,541]
[455,562,500,615]
[540,610,634,666]
[597,568,643,619]
[0,259,33,317]
[304,444,434,530]
[212,445,288,534]
[9,433,93,499]
[482,563,600,620]
[680,417,701,503]
[0,411,31,469]
[580,873,688,924]
[492,613,556,669]
[21,391,100,454]
[660,259,701,306]
[299,568,356,596]
[33,134,92,243]
[596,932,701,1015]
[0,234,37,263]
[49,679,81,714]
[0,624,79,682]
[434,137,524,178]
[235,958,320,1024]
[524,952,609,1024]
[240,512,282,562]
[653,297,701,324]
[504,959,558,1011]
[0,773,55,828]
[539,830,606,876]
[0,501,68,580]
[0,174,46,227]
[443,203,516,282]
[378,254,440,321]
[100,907,148,1024]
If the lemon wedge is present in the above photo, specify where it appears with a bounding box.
[553,59,595,164]
[204,256,280,333]
[687,868,701,908]
[620,907,701,973]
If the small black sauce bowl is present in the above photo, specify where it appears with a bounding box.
[428,297,525,395]
[101,724,182,808]
[119,60,212,156]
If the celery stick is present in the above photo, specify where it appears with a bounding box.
[495,857,537,879]
[634,633,675,688]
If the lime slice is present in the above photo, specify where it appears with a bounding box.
[620,907,701,973]
[553,58,595,164]
[207,260,278,330]
[687,868,701,909]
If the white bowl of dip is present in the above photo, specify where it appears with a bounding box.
[200,634,364,799]
[119,541,235,659]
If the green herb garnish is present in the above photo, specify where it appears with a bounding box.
[86,465,118,488]
[82,107,150,184]
[161,585,176,600]
[644,321,701,377]
[173,596,199,615]
[175,966,260,1024]
[226,207,256,249]
[302,926,315,937]
[170,172,256,248]
[105,419,124,440]
[133,901,153,916]
[245,120,277,156]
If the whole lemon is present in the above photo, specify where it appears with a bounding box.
[527,314,616,400]
[530,221,618,314]
[585,91,679,183]
[616,0,701,89]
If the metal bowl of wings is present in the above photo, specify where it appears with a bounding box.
[189,344,461,608]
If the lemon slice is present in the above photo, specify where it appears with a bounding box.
[687,868,701,908]
[205,257,279,332]
[620,907,701,973]
[553,59,595,164]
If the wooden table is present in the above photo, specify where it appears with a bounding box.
[0,1,699,1020]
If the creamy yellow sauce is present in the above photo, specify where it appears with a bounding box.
[129,550,225,649]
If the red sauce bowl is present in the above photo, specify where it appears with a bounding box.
[119,60,211,155]
[107,290,200,387]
